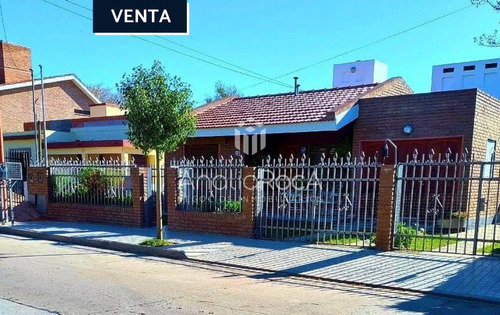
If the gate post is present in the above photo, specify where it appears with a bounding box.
[376,165,397,251]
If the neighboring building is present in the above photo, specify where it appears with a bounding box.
[4,103,156,166]
[0,42,100,134]
[431,58,499,99]
[0,41,101,160]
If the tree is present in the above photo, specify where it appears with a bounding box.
[472,0,500,47]
[204,81,242,103]
[88,84,122,104]
[118,61,196,240]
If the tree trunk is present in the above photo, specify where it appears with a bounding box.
[156,152,163,240]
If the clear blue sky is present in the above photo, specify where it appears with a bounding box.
[1,0,499,105]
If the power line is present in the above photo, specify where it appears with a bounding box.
[61,1,291,87]
[132,36,291,87]
[154,36,292,88]
[40,0,92,21]
[39,0,292,88]
[0,0,8,42]
[242,4,474,90]
[64,0,92,12]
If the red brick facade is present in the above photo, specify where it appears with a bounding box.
[1,81,94,133]
[352,89,480,158]
[166,167,256,237]
[0,42,31,84]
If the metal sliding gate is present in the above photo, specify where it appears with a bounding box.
[393,151,500,256]
[255,154,380,247]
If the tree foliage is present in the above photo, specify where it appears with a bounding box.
[88,84,122,104]
[117,61,196,155]
[204,81,242,103]
[472,0,500,47]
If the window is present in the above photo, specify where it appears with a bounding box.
[309,145,336,164]
[443,67,454,73]
[184,144,218,159]
[485,63,498,69]
[464,65,476,71]
[483,139,497,178]
[74,109,91,115]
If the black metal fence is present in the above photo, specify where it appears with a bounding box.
[171,157,244,213]
[48,159,133,207]
[394,150,500,256]
[256,154,380,246]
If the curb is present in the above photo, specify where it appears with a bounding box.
[1,226,499,306]
[0,226,187,260]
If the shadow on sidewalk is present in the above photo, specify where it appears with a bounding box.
[389,254,500,313]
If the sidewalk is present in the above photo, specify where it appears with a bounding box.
[1,221,500,304]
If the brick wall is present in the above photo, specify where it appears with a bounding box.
[166,167,256,237]
[469,90,500,219]
[0,81,93,133]
[0,42,31,84]
[27,167,150,227]
[352,89,478,157]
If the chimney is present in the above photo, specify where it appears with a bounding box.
[294,76,299,95]
[0,41,32,84]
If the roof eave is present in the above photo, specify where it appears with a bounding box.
[0,74,102,104]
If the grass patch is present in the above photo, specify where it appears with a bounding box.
[323,234,375,246]
[482,243,500,255]
[405,236,458,251]
[139,238,171,247]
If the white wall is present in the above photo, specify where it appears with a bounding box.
[431,58,500,98]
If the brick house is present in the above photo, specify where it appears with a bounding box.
[0,41,100,133]
[0,41,100,158]
[166,76,413,165]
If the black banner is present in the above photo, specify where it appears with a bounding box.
[93,0,189,35]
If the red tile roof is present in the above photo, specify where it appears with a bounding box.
[195,83,381,129]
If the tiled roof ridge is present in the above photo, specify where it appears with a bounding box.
[329,77,407,115]
[194,96,237,115]
[235,82,380,101]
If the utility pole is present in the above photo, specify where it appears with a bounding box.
[30,69,39,164]
[40,65,48,165]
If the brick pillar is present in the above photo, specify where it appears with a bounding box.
[27,167,49,195]
[166,167,178,223]
[27,167,49,214]
[242,167,256,237]
[131,167,146,227]
[375,165,397,251]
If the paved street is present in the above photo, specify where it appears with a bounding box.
[5,221,500,303]
[0,235,499,314]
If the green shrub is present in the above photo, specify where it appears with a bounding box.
[220,200,242,212]
[78,168,109,194]
[139,238,171,247]
[394,222,417,249]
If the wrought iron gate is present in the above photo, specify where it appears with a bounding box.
[255,154,380,247]
[5,151,29,207]
[393,150,500,256]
